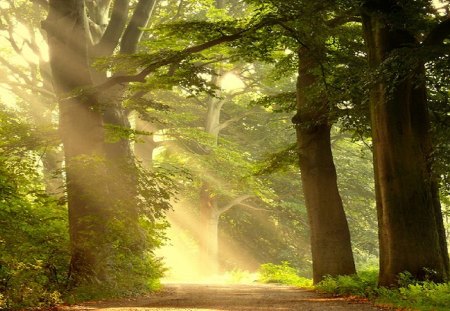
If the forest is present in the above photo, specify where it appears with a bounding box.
[0,0,450,310]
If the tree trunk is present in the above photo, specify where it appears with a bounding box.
[361,2,449,286]
[198,73,224,276]
[43,0,109,283]
[134,117,159,169]
[293,46,356,284]
[199,183,220,276]
[89,0,158,240]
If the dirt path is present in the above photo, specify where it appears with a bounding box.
[60,283,393,311]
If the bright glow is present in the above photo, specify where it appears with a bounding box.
[0,2,10,9]
[0,88,17,108]
[0,21,49,66]
[432,0,449,15]
[219,72,245,92]
[156,201,260,284]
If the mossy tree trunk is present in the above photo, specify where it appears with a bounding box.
[361,1,449,286]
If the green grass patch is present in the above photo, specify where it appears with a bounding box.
[316,270,450,311]
[258,262,313,287]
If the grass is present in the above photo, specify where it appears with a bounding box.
[258,262,450,311]
[258,262,313,287]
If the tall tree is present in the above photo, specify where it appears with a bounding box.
[42,0,170,285]
[360,0,450,285]
[90,0,158,235]
[238,0,358,282]
[43,0,108,283]
[293,43,356,283]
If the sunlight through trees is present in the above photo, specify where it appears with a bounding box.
[1,0,450,309]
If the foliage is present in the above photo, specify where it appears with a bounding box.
[66,251,164,303]
[258,262,313,287]
[0,108,69,309]
[316,268,378,297]
[2,0,450,307]
[0,105,175,308]
[317,269,450,311]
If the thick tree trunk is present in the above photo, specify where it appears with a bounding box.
[89,0,158,239]
[293,47,355,284]
[43,0,108,283]
[362,2,449,286]
[101,85,141,224]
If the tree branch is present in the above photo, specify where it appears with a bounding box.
[120,0,158,54]
[218,195,254,214]
[238,202,271,212]
[94,21,275,93]
[423,17,450,46]
[0,56,32,84]
[326,9,361,28]
[216,109,254,132]
[93,0,130,56]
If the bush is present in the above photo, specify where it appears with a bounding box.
[316,268,378,297]
[258,262,312,287]
[377,278,450,311]
[0,109,170,308]
[316,269,450,311]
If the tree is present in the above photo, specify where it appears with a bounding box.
[232,0,359,282]
[43,0,109,283]
[294,44,356,284]
[360,0,450,285]
[41,0,172,286]
[0,0,63,196]
[0,106,69,308]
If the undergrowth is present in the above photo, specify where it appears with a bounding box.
[259,262,450,311]
[317,270,450,311]
[258,262,313,287]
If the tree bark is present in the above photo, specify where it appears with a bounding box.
[361,1,449,286]
[293,46,356,284]
[43,0,109,283]
[90,0,158,232]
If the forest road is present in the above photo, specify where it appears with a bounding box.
[59,283,393,311]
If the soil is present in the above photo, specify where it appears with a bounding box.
[58,283,395,311]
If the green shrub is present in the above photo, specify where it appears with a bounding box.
[0,109,170,308]
[258,262,313,287]
[316,269,450,311]
[316,268,378,297]
[377,280,450,311]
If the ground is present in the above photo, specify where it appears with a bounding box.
[59,283,393,311]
